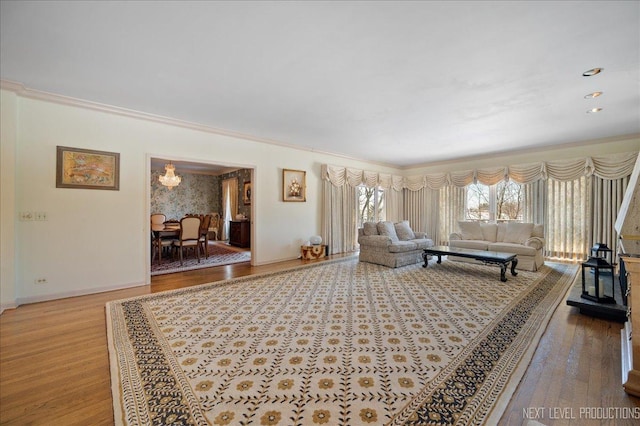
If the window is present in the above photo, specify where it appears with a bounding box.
[465,181,523,222]
[357,186,385,226]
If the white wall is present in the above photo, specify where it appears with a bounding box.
[0,88,397,307]
[1,90,18,312]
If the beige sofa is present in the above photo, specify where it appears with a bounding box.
[358,221,434,268]
[449,221,545,271]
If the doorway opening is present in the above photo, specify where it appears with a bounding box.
[148,156,254,278]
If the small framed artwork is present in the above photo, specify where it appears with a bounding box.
[243,181,252,205]
[56,146,120,190]
[283,169,306,202]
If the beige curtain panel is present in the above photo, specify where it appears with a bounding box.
[321,151,638,190]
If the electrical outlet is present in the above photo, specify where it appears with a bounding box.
[20,212,34,221]
[34,278,47,284]
[35,212,47,221]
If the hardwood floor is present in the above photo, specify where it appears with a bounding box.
[1,256,638,425]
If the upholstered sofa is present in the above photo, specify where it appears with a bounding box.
[358,221,434,268]
[449,221,545,271]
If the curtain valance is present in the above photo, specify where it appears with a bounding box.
[322,151,638,190]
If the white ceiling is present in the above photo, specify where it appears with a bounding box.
[1,1,639,168]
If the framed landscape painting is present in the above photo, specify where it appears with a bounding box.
[283,169,306,202]
[56,146,120,190]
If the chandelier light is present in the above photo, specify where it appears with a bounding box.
[159,162,181,189]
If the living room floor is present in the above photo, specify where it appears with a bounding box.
[0,254,638,425]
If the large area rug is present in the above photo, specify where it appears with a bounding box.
[107,258,577,425]
[151,242,251,276]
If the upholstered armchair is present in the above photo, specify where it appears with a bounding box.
[358,221,434,268]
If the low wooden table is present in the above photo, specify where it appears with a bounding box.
[423,245,518,282]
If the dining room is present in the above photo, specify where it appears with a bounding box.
[149,157,253,276]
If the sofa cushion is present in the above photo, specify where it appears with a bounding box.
[458,221,484,240]
[363,222,379,236]
[358,235,394,248]
[395,221,416,241]
[480,223,498,242]
[388,240,418,253]
[413,238,434,249]
[496,223,507,242]
[504,222,534,244]
[377,221,399,241]
[449,240,490,250]
[488,242,537,256]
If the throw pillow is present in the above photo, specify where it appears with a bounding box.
[377,221,399,241]
[363,222,378,236]
[458,221,483,240]
[504,222,534,244]
[394,221,416,241]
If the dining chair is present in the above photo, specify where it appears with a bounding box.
[150,213,166,225]
[173,216,201,265]
[208,213,221,241]
[150,214,173,262]
[198,214,212,258]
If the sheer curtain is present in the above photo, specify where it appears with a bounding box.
[385,188,403,223]
[591,175,629,258]
[545,177,591,261]
[221,178,238,241]
[523,180,546,225]
[404,187,439,240]
[321,180,358,255]
[438,186,465,246]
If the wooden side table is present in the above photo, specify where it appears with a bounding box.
[229,220,250,248]
[301,245,327,260]
[622,254,640,397]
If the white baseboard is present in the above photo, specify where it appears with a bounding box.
[14,281,148,307]
[0,302,18,315]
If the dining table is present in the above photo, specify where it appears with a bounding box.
[151,223,180,263]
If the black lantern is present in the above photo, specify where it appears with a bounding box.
[591,243,613,264]
[581,253,615,304]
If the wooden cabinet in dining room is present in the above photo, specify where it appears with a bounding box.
[229,220,250,248]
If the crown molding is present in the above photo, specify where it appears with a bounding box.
[0,79,398,170]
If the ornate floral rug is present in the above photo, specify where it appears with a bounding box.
[151,242,251,276]
[107,258,577,425]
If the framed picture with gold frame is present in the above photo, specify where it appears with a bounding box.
[283,169,306,202]
[56,146,120,190]
[243,181,252,205]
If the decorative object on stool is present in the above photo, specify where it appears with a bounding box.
[581,243,615,304]
[309,235,322,245]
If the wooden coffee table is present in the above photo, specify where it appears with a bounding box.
[423,246,518,282]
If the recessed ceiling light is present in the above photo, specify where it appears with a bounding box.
[584,91,603,99]
[587,107,603,113]
[583,68,603,76]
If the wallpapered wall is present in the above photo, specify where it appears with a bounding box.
[150,168,251,221]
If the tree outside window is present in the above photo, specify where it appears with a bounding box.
[465,181,522,222]
[357,186,385,226]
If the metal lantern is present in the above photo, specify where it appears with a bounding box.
[581,255,615,304]
[591,242,613,264]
